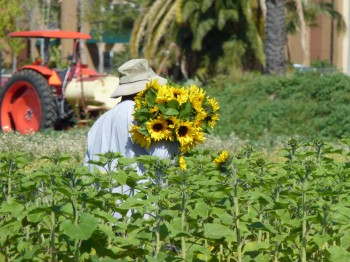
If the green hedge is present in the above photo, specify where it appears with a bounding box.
[206,72,350,140]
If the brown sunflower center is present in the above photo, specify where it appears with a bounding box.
[153,123,164,132]
[178,126,188,136]
[166,119,174,126]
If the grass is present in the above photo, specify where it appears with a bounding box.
[0,126,329,161]
[0,127,88,163]
[1,125,348,166]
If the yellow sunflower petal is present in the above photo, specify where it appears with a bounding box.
[179,156,187,170]
[147,117,173,141]
[130,125,151,148]
[214,150,229,165]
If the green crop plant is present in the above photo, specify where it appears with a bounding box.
[0,137,350,261]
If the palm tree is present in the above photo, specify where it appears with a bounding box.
[130,0,264,81]
[294,0,308,65]
[129,0,180,62]
[264,0,286,75]
[285,0,346,66]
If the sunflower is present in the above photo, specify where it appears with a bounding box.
[147,117,173,141]
[207,97,220,113]
[131,81,220,152]
[176,121,201,152]
[179,156,187,170]
[156,85,174,104]
[171,87,189,105]
[189,85,206,111]
[214,150,229,166]
[136,79,162,98]
[130,125,151,148]
[134,98,143,110]
[207,113,220,128]
[193,108,207,127]
[149,105,159,114]
[165,116,178,128]
[192,129,205,145]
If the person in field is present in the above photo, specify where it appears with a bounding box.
[84,59,178,170]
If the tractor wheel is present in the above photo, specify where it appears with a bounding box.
[0,70,57,134]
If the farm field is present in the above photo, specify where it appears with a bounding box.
[0,126,324,163]
[1,71,350,261]
[0,128,349,261]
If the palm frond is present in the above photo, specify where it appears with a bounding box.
[217,9,239,30]
[217,39,247,72]
[201,0,215,13]
[144,0,173,57]
[318,2,346,33]
[146,2,177,59]
[129,10,148,57]
[176,0,184,24]
[241,0,265,65]
[196,55,211,81]
[182,0,200,22]
[146,0,173,37]
[192,19,215,51]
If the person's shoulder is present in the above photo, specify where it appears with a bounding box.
[120,100,135,107]
[117,100,135,111]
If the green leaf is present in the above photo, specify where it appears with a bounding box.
[173,231,193,238]
[203,223,233,239]
[179,101,192,119]
[250,221,265,230]
[146,88,157,107]
[313,234,331,248]
[0,200,24,217]
[56,187,72,198]
[26,207,52,223]
[194,202,209,219]
[164,108,179,116]
[115,170,128,185]
[243,241,270,253]
[156,252,167,261]
[118,158,136,166]
[167,99,180,109]
[326,246,350,261]
[13,245,41,261]
[61,213,98,240]
[134,108,153,122]
[218,213,233,225]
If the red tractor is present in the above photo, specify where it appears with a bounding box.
[0,30,119,134]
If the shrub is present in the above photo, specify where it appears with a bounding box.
[206,72,350,141]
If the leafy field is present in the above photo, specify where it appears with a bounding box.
[1,135,350,261]
[1,71,350,260]
[0,127,285,162]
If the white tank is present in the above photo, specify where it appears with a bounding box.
[64,75,121,110]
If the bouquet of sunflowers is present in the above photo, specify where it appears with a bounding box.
[130,79,220,153]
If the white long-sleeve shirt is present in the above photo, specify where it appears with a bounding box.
[84,99,179,172]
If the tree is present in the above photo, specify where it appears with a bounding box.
[264,0,286,75]
[85,0,139,74]
[0,0,29,71]
[130,0,265,81]
[285,0,346,66]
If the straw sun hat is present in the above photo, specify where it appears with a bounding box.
[110,59,167,98]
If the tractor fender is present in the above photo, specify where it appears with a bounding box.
[16,65,53,76]
[16,65,62,86]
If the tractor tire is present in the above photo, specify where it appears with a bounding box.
[0,69,57,134]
